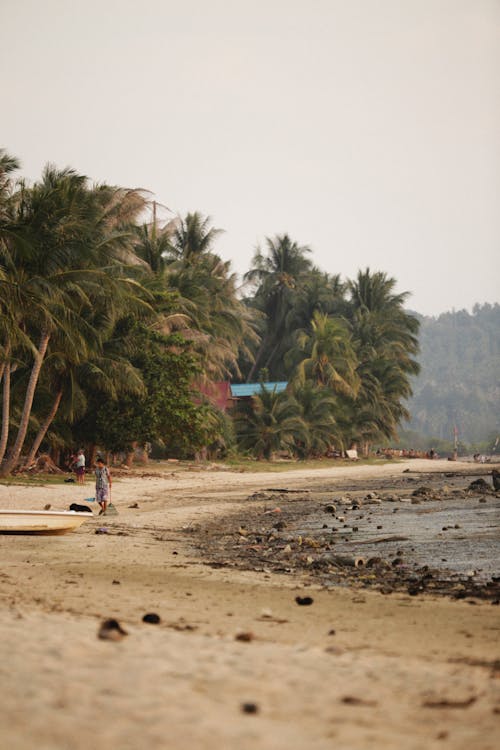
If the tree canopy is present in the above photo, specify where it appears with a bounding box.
[9,149,489,470]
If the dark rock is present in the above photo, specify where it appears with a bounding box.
[468,478,491,492]
[492,470,500,491]
[142,613,161,624]
[295,596,314,606]
[241,702,259,714]
[235,631,254,642]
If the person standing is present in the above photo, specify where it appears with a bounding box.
[95,457,112,515]
[74,449,86,484]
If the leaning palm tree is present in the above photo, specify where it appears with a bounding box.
[0,165,149,475]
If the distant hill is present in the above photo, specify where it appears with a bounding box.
[403,303,500,445]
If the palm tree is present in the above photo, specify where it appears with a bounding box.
[244,234,313,380]
[234,386,307,459]
[22,310,147,467]
[292,311,359,397]
[291,381,341,457]
[0,150,21,453]
[345,269,420,453]
[166,212,223,266]
[0,165,149,475]
[284,269,347,336]
[159,212,258,380]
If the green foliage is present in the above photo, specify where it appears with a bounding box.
[73,328,204,456]
[4,149,495,470]
[234,386,307,460]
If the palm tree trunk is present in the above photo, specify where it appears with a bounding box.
[24,388,63,467]
[0,361,11,464]
[246,333,271,382]
[263,340,281,373]
[0,331,50,476]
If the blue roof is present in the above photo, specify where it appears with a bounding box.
[230,382,288,398]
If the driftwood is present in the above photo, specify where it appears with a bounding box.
[265,488,309,493]
[352,535,410,545]
[403,469,499,478]
[22,453,65,474]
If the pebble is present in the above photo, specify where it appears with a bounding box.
[241,702,259,714]
[235,632,254,642]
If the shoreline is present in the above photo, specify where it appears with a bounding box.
[1,459,499,749]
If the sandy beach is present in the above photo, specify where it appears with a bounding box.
[0,459,499,750]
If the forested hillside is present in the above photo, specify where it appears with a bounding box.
[404,304,500,446]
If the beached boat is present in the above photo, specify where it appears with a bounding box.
[0,509,91,535]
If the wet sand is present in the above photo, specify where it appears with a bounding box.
[0,459,499,750]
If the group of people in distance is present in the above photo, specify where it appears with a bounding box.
[70,450,112,515]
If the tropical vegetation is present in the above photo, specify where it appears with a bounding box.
[3,148,491,473]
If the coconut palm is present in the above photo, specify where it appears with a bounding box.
[234,386,307,459]
[22,313,147,467]
[159,213,258,380]
[345,269,420,452]
[244,234,313,380]
[292,311,359,397]
[0,165,149,475]
[166,212,223,266]
[291,380,342,457]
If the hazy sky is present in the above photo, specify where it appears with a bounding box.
[2,0,499,316]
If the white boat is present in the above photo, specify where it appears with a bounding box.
[0,509,92,535]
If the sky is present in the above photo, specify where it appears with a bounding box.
[1,0,499,317]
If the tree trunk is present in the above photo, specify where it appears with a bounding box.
[0,331,50,476]
[50,446,61,468]
[0,361,11,464]
[246,333,271,382]
[24,389,63,467]
[125,441,138,467]
[89,444,98,467]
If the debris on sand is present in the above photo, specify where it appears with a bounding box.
[467,478,491,492]
[98,619,128,641]
[142,613,161,624]
[235,631,254,642]
[192,472,500,601]
[295,596,314,606]
[422,696,477,709]
[241,702,259,714]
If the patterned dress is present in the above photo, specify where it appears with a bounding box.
[95,466,110,503]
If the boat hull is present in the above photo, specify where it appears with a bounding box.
[0,510,91,535]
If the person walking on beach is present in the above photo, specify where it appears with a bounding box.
[74,449,86,484]
[95,457,112,515]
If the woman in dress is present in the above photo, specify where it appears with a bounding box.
[95,457,112,515]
